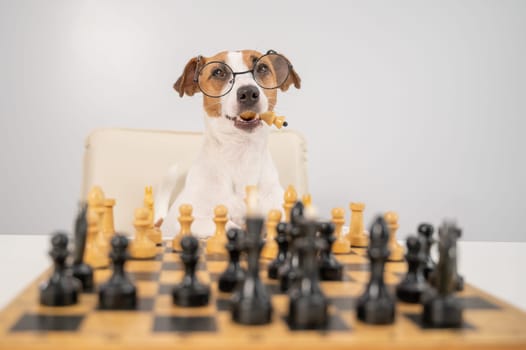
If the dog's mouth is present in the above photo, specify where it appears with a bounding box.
[226,112,262,131]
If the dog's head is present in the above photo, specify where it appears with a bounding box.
[174,50,300,135]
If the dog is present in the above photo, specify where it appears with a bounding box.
[156,49,301,238]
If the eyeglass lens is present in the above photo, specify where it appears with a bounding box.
[197,62,234,97]
[253,53,290,90]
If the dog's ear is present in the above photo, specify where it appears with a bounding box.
[280,57,301,92]
[173,56,201,97]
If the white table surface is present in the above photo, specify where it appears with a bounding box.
[0,234,524,312]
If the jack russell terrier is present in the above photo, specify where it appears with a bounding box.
[155,49,301,238]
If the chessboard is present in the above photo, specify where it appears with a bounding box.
[0,241,525,350]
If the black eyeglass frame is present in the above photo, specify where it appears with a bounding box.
[192,50,293,98]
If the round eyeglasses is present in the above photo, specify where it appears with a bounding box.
[193,50,293,98]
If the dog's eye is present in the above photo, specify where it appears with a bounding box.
[256,64,270,75]
[212,68,226,79]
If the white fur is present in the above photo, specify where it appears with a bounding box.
[154,163,178,223]
[159,51,284,238]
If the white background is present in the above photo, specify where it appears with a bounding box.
[1,0,525,241]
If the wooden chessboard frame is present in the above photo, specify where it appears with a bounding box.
[1,241,525,350]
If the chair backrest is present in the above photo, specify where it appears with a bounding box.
[82,128,309,235]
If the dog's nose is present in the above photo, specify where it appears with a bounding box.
[237,85,260,107]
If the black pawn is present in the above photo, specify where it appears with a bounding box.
[72,202,94,292]
[422,221,463,328]
[288,219,329,329]
[318,221,343,281]
[356,216,396,324]
[98,235,137,310]
[267,222,289,279]
[218,228,246,292]
[418,223,435,280]
[173,235,210,306]
[231,216,272,325]
[40,232,81,306]
[396,235,430,303]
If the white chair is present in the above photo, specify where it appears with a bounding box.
[82,128,309,235]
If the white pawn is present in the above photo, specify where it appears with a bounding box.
[385,211,404,262]
[331,207,351,254]
[84,209,109,268]
[172,204,194,251]
[130,208,157,259]
[261,209,281,259]
[206,205,229,255]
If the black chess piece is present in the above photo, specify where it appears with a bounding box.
[231,216,273,325]
[318,221,343,281]
[267,222,289,280]
[450,225,464,291]
[356,216,396,324]
[173,235,210,306]
[418,223,436,280]
[429,222,464,292]
[40,232,81,306]
[98,234,137,310]
[72,202,94,292]
[278,225,303,292]
[279,201,304,292]
[422,221,463,328]
[218,228,246,292]
[288,218,329,329]
[396,235,430,303]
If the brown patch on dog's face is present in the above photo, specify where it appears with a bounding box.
[242,50,262,72]
[199,51,229,117]
[174,51,229,117]
[241,50,278,111]
[249,50,301,92]
[203,95,221,116]
[262,85,278,111]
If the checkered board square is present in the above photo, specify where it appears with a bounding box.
[0,241,525,350]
